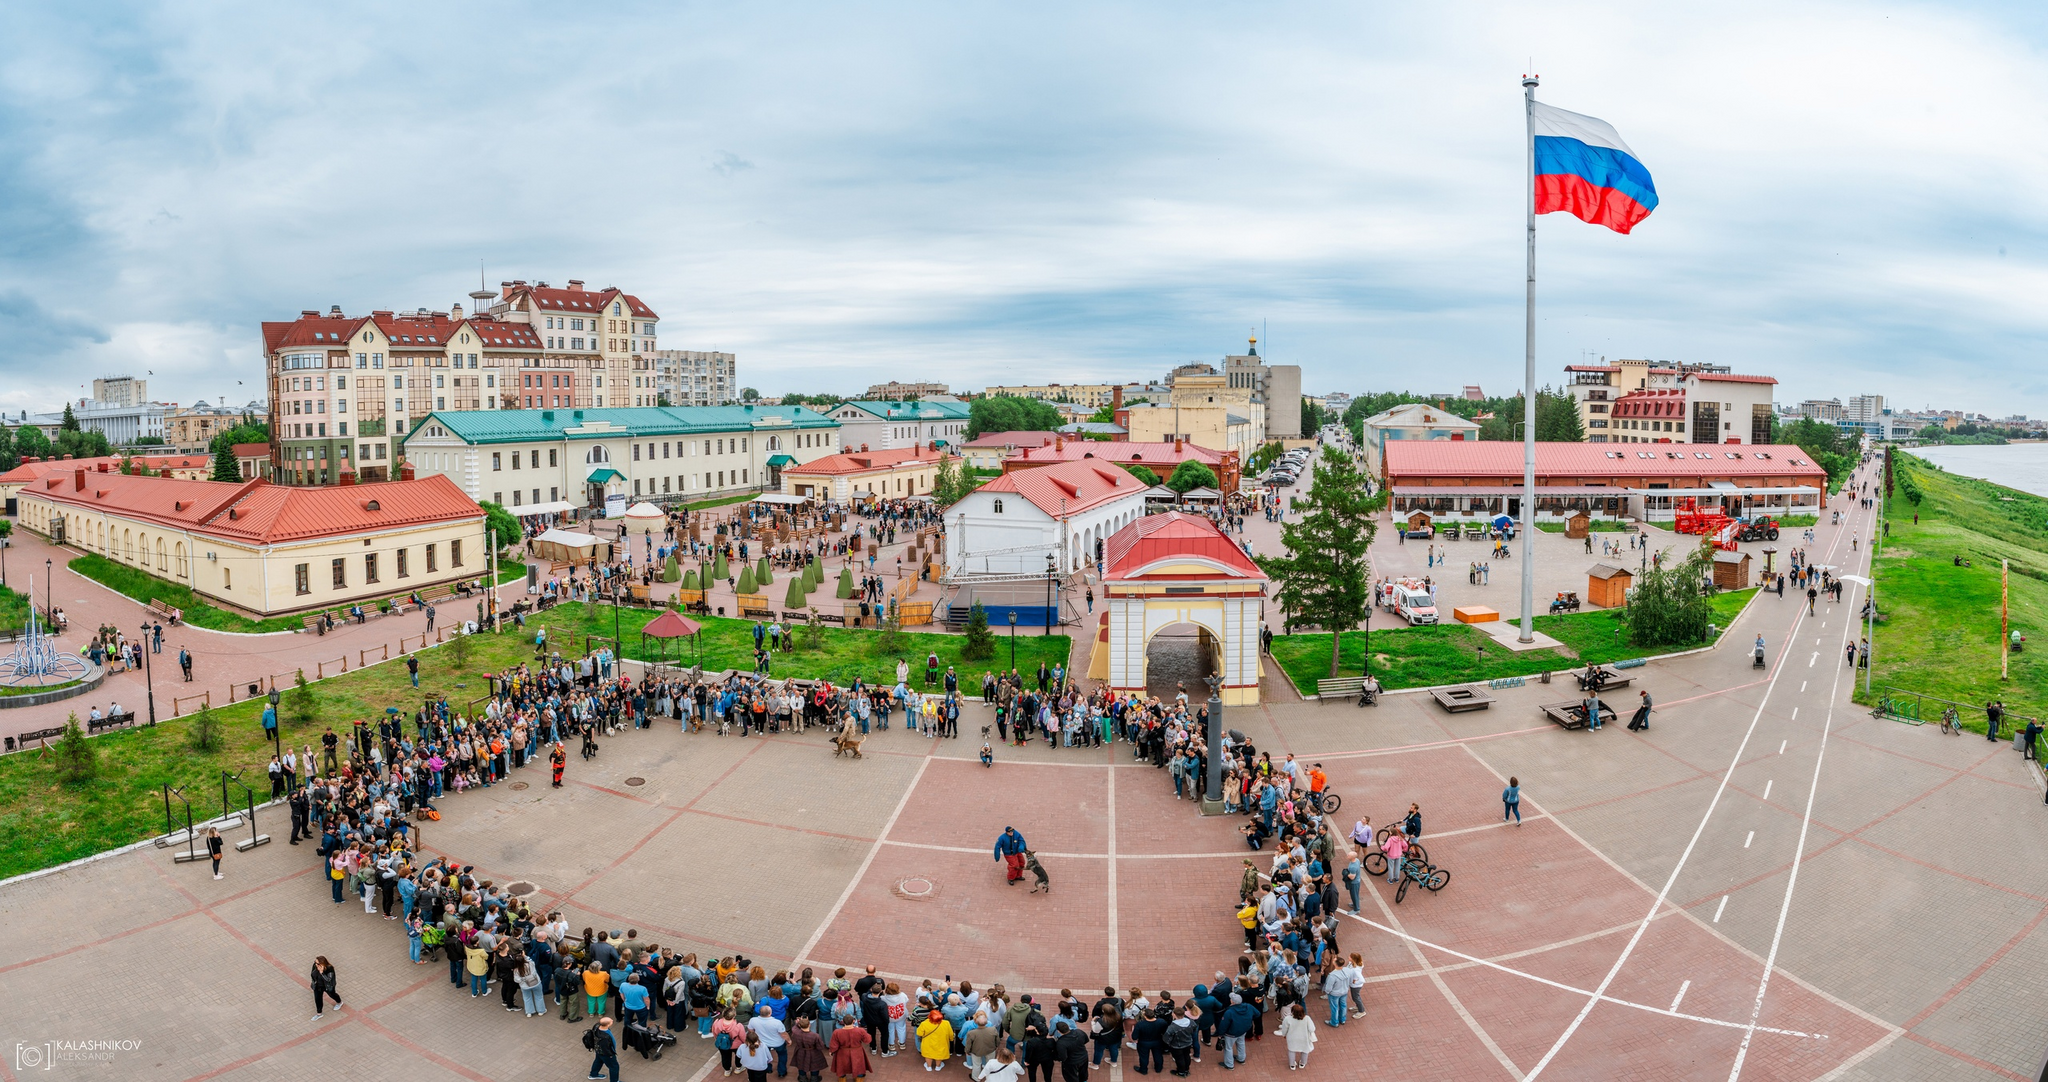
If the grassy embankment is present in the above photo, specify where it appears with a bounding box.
[67,552,528,635]
[1865,453,2045,731]
[1271,589,1756,693]
[0,604,1067,879]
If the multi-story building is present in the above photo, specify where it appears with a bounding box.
[165,401,245,454]
[1219,338,1302,440]
[1566,359,1770,444]
[400,404,840,511]
[980,383,1119,408]
[72,401,168,446]
[1798,399,1847,422]
[93,376,147,407]
[1846,395,1885,424]
[1356,402,1481,474]
[866,381,952,400]
[649,350,737,407]
[825,399,972,453]
[260,278,659,486]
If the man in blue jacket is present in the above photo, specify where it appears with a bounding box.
[1216,993,1257,1069]
[994,827,1028,885]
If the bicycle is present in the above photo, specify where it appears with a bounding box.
[1307,789,1343,815]
[1393,854,1450,904]
[1939,706,1962,735]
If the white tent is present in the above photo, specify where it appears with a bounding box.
[530,528,600,562]
[753,493,812,505]
[507,499,577,518]
[620,502,666,535]
[1179,486,1223,501]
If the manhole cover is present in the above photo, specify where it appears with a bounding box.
[624,777,646,787]
[509,781,529,790]
[893,875,940,901]
[506,880,538,896]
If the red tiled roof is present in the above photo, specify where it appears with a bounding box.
[231,443,270,458]
[1692,373,1778,385]
[1103,512,1265,582]
[975,458,1146,517]
[0,455,208,486]
[372,311,462,347]
[962,430,1057,450]
[26,473,481,546]
[1008,440,1222,466]
[782,447,944,476]
[1384,441,1827,480]
[461,317,543,350]
[263,315,369,355]
[509,284,659,321]
[1610,389,1686,418]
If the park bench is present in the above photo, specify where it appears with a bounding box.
[1314,676,1370,702]
[5,726,67,753]
[782,610,812,623]
[816,613,845,626]
[1541,700,1616,731]
[147,599,183,624]
[741,606,774,620]
[1430,686,1495,713]
[87,711,137,733]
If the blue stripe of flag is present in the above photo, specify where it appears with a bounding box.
[1535,136,1659,215]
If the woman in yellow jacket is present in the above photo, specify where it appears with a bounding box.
[916,1007,955,1071]
[464,941,491,997]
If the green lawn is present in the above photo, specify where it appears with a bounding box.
[1535,520,1634,533]
[0,585,28,635]
[1864,454,2047,732]
[1271,589,1756,693]
[68,552,530,633]
[683,493,757,511]
[0,604,1067,879]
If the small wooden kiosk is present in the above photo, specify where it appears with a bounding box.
[1712,550,1751,589]
[1586,562,1633,608]
[1564,511,1592,539]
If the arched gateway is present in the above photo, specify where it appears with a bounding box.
[1088,512,1268,704]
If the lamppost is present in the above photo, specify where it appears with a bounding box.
[1043,552,1056,636]
[1008,610,1017,669]
[138,621,158,726]
[1,535,9,588]
[264,685,282,755]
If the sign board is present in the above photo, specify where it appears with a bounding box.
[604,494,627,519]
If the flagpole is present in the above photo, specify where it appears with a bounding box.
[1519,73,1539,643]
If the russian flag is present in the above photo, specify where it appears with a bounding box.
[1533,102,1657,235]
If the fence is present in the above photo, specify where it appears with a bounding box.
[1872,685,2039,732]
[899,601,935,626]
[315,656,348,680]
[171,691,211,717]
[359,643,391,668]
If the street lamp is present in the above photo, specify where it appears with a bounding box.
[1,536,9,588]
[1044,552,1056,637]
[138,622,158,726]
[264,685,282,755]
[1008,610,1017,669]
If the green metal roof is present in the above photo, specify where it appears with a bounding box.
[413,405,840,447]
[587,468,623,483]
[766,454,797,467]
[831,399,972,422]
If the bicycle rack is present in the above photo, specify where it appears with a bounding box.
[220,771,270,852]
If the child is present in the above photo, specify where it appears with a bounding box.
[980,741,993,768]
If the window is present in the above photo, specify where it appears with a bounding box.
[993,499,1004,513]
[529,450,539,469]
[364,553,379,583]
[332,558,346,588]
[511,452,520,470]
[548,449,557,466]
[397,549,409,578]
[633,444,642,461]
[223,567,231,589]
[426,544,438,573]
[296,563,311,595]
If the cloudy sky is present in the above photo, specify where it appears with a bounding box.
[2,1,2044,417]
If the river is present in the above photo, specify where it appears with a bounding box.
[1911,444,2048,499]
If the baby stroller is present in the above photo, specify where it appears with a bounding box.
[622,1020,677,1061]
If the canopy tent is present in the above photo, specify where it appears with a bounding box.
[507,499,578,518]
[530,528,600,562]
[753,492,812,505]
[620,501,666,537]
[1178,486,1223,501]
[639,609,703,669]
[1140,485,1180,502]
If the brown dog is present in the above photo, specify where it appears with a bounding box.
[1024,850,1049,894]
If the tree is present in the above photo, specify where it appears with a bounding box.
[1620,540,1717,647]
[60,403,79,431]
[13,424,50,462]
[966,396,1064,439]
[930,457,968,506]
[0,422,16,472]
[1087,404,1118,424]
[962,601,997,659]
[289,669,315,727]
[1533,386,1584,442]
[1247,442,1285,474]
[740,387,761,402]
[52,714,97,784]
[448,622,472,669]
[1255,446,1382,677]
[1121,463,1160,486]
[656,393,672,407]
[479,502,521,553]
[187,703,222,752]
[211,438,243,482]
[1166,460,1220,494]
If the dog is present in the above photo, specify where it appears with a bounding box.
[1024,849,1049,894]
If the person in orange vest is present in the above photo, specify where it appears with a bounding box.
[1305,764,1329,814]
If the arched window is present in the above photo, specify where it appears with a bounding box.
[767,436,779,451]
[992,499,1003,514]
[586,445,610,464]
[175,542,187,578]
[157,537,167,571]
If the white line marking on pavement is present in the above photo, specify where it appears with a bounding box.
[1790,708,1798,720]
[1727,568,1866,1080]
[1778,740,1786,754]
[1671,980,1691,1012]
[1522,587,1812,1079]
[1744,831,1754,849]
[1762,780,1772,800]
[1801,682,1807,693]
[794,750,933,967]
[1808,652,1817,668]
[1357,863,1527,1078]
[1714,896,1728,923]
[1106,757,1120,991]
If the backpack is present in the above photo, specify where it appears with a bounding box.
[582,1024,599,1050]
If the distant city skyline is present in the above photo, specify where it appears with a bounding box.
[2,3,2045,418]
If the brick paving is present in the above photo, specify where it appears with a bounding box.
[4,473,2046,1080]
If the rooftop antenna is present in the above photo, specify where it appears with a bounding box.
[467,260,494,317]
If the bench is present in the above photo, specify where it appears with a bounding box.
[782,610,812,623]
[1314,676,1374,703]
[87,711,138,733]
[1430,687,1495,713]
[6,726,67,752]
[147,599,183,624]
[816,613,845,626]
[741,606,774,619]
[1575,674,1632,693]
[1541,700,1616,731]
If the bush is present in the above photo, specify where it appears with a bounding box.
[288,669,315,727]
[1122,464,1160,486]
[785,576,807,608]
[836,567,854,599]
[52,715,99,784]
[756,558,773,586]
[187,704,222,752]
[737,567,757,595]
[962,601,997,659]
[1620,541,1717,647]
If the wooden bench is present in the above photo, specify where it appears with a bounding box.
[1430,686,1495,713]
[1541,700,1616,731]
[87,711,138,733]
[1573,674,1632,694]
[1314,676,1373,703]
[147,599,183,624]
[6,726,67,752]
[782,610,812,623]
[741,606,774,619]
[816,613,845,626]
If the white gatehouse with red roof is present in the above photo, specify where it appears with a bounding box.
[1088,512,1268,705]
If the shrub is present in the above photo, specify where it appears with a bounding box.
[756,557,773,585]
[51,715,97,785]
[1620,540,1716,647]
[962,601,997,659]
[737,567,757,595]
[187,703,222,752]
[836,567,854,599]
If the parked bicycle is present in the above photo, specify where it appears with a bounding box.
[1939,706,1962,735]
[1393,852,1450,904]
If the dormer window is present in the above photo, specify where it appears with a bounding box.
[993,499,1004,514]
